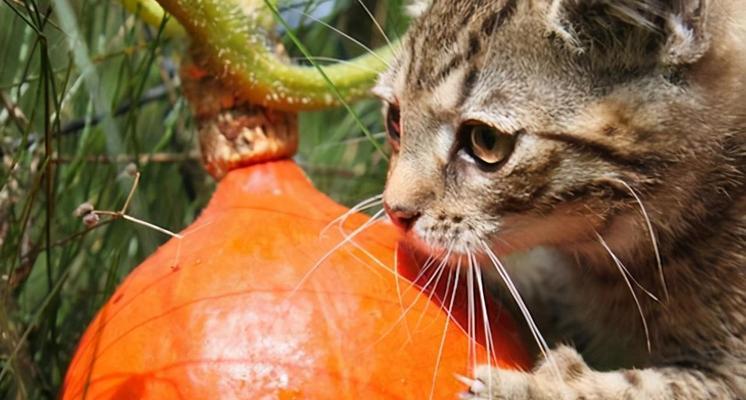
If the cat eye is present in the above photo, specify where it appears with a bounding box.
[385,103,401,147]
[461,122,515,168]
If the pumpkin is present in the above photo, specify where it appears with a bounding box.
[60,159,529,399]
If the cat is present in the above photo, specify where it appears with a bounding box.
[372,0,745,398]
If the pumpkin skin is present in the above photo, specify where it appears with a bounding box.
[61,160,529,399]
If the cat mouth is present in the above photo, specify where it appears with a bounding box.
[398,230,514,277]
[404,220,502,258]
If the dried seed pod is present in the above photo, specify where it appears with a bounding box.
[74,202,94,218]
[82,213,100,227]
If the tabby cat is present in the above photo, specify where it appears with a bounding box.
[373,0,745,398]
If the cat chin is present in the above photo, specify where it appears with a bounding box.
[407,221,492,254]
[402,226,526,263]
[398,235,491,269]
[494,205,608,252]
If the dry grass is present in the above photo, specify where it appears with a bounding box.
[0,0,405,397]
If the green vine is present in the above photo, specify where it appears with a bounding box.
[120,0,184,37]
[122,0,396,111]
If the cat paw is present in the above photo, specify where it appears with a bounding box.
[458,346,589,400]
[457,368,534,399]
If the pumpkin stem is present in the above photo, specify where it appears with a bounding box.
[181,60,298,179]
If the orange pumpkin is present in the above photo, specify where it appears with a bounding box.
[60,159,529,399]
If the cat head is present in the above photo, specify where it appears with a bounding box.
[374,0,745,260]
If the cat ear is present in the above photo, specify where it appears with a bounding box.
[406,0,433,18]
[661,0,709,65]
[546,0,709,66]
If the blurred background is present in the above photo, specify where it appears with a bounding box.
[0,0,406,397]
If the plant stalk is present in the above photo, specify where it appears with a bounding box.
[127,0,395,111]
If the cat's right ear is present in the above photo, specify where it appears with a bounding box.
[406,0,433,18]
[545,0,710,66]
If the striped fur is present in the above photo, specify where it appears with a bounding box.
[376,0,745,398]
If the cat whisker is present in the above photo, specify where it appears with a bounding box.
[480,240,562,382]
[595,232,653,353]
[492,234,519,253]
[290,56,383,74]
[294,10,392,69]
[338,215,397,280]
[337,216,412,340]
[397,251,441,345]
[354,0,396,54]
[473,252,496,398]
[291,209,385,296]
[429,256,461,400]
[321,193,383,236]
[413,250,452,332]
[314,131,387,149]
[607,177,667,302]
[402,251,441,296]
[577,216,659,303]
[369,243,455,351]
[466,253,477,374]
[393,245,411,341]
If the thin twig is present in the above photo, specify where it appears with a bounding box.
[0,90,30,133]
[2,84,174,158]
[89,172,183,239]
[51,151,200,164]
[58,84,171,136]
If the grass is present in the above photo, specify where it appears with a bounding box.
[0,0,406,397]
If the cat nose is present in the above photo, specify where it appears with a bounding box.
[384,202,421,230]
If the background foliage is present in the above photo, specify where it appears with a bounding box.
[0,0,405,397]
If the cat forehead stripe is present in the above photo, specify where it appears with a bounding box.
[404,0,517,92]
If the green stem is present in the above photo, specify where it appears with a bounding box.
[150,0,395,111]
[120,0,185,37]
[264,1,388,158]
